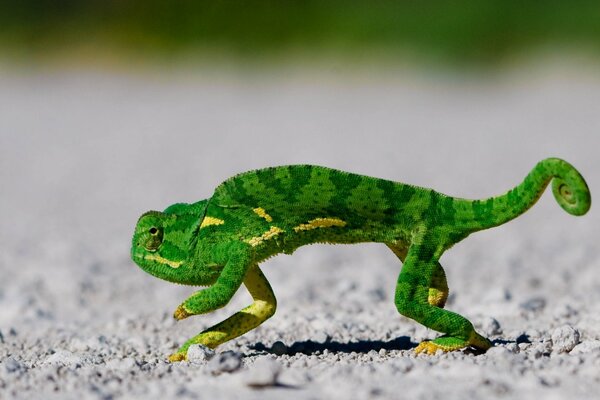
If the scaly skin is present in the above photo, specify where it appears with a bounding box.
[131,158,591,361]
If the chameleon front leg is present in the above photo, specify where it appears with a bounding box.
[393,238,491,355]
[168,263,277,362]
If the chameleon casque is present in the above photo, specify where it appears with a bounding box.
[131,158,591,362]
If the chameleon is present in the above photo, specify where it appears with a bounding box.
[131,158,590,362]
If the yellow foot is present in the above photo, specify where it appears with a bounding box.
[414,341,456,355]
[168,351,187,362]
[173,304,191,321]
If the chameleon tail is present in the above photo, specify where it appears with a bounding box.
[467,158,591,230]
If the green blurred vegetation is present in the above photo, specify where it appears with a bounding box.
[1,0,599,65]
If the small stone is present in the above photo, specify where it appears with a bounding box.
[570,340,600,355]
[207,351,242,375]
[279,368,310,386]
[69,338,90,352]
[530,339,553,358]
[390,358,413,373]
[244,358,281,388]
[486,346,512,358]
[187,344,215,364]
[505,343,519,353]
[482,287,512,304]
[525,329,542,340]
[271,341,288,356]
[0,330,4,344]
[520,297,546,314]
[518,343,531,351]
[539,374,560,387]
[551,325,580,353]
[312,331,329,344]
[43,350,82,367]
[481,377,511,395]
[553,304,578,320]
[4,357,25,374]
[480,317,502,336]
[106,357,137,371]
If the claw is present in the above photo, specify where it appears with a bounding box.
[415,341,446,355]
[168,351,187,362]
[173,304,191,320]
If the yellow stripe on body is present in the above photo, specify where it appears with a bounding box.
[200,216,225,228]
[293,217,347,232]
[253,207,273,222]
[144,253,183,269]
[245,226,284,247]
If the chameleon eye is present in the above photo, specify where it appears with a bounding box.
[144,227,163,251]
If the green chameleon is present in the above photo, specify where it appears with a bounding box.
[131,158,590,362]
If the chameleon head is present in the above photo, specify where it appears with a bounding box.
[131,210,188,282]
[131,200,219,285]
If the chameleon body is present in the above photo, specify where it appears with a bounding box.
[131,158,591,362]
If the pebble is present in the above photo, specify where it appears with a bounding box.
[244,358,281,388]
[105,357,137,371]
[551,325,580,353]
[480,317,502,336]
[530,339,552,358]
[519,297,546,314]
[390,358,413,373]
[525,329,542,340]
[43,350,83,368]
[186,344,215,364]
[4,358,25,374]
[553,304,578,320]
[486,346,512,358]
[505,343,519,353]
[312,331,329,344]
[570,340,600,355]
[207,351,242,375]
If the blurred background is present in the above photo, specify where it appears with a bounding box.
[1,1,600,66]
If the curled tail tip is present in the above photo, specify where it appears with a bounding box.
[544,158,592,216]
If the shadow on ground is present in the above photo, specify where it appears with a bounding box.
[250,336,416,356]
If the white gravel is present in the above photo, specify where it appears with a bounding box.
[1,63,599,399]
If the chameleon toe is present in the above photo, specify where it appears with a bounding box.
[168,352,187,362]
[173,305,191,320]
[414,340,461,355]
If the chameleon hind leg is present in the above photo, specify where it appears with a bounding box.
[387,243,448,308]
[390,241,491,355]
[428,262,449,308]
[168,264,277,362]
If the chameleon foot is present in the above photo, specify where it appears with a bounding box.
[415,340,457,355]
[173,304,192,321]
[168,351,188,362]
[415,332,492,355]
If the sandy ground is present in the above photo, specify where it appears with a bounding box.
[1,64,599,399]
